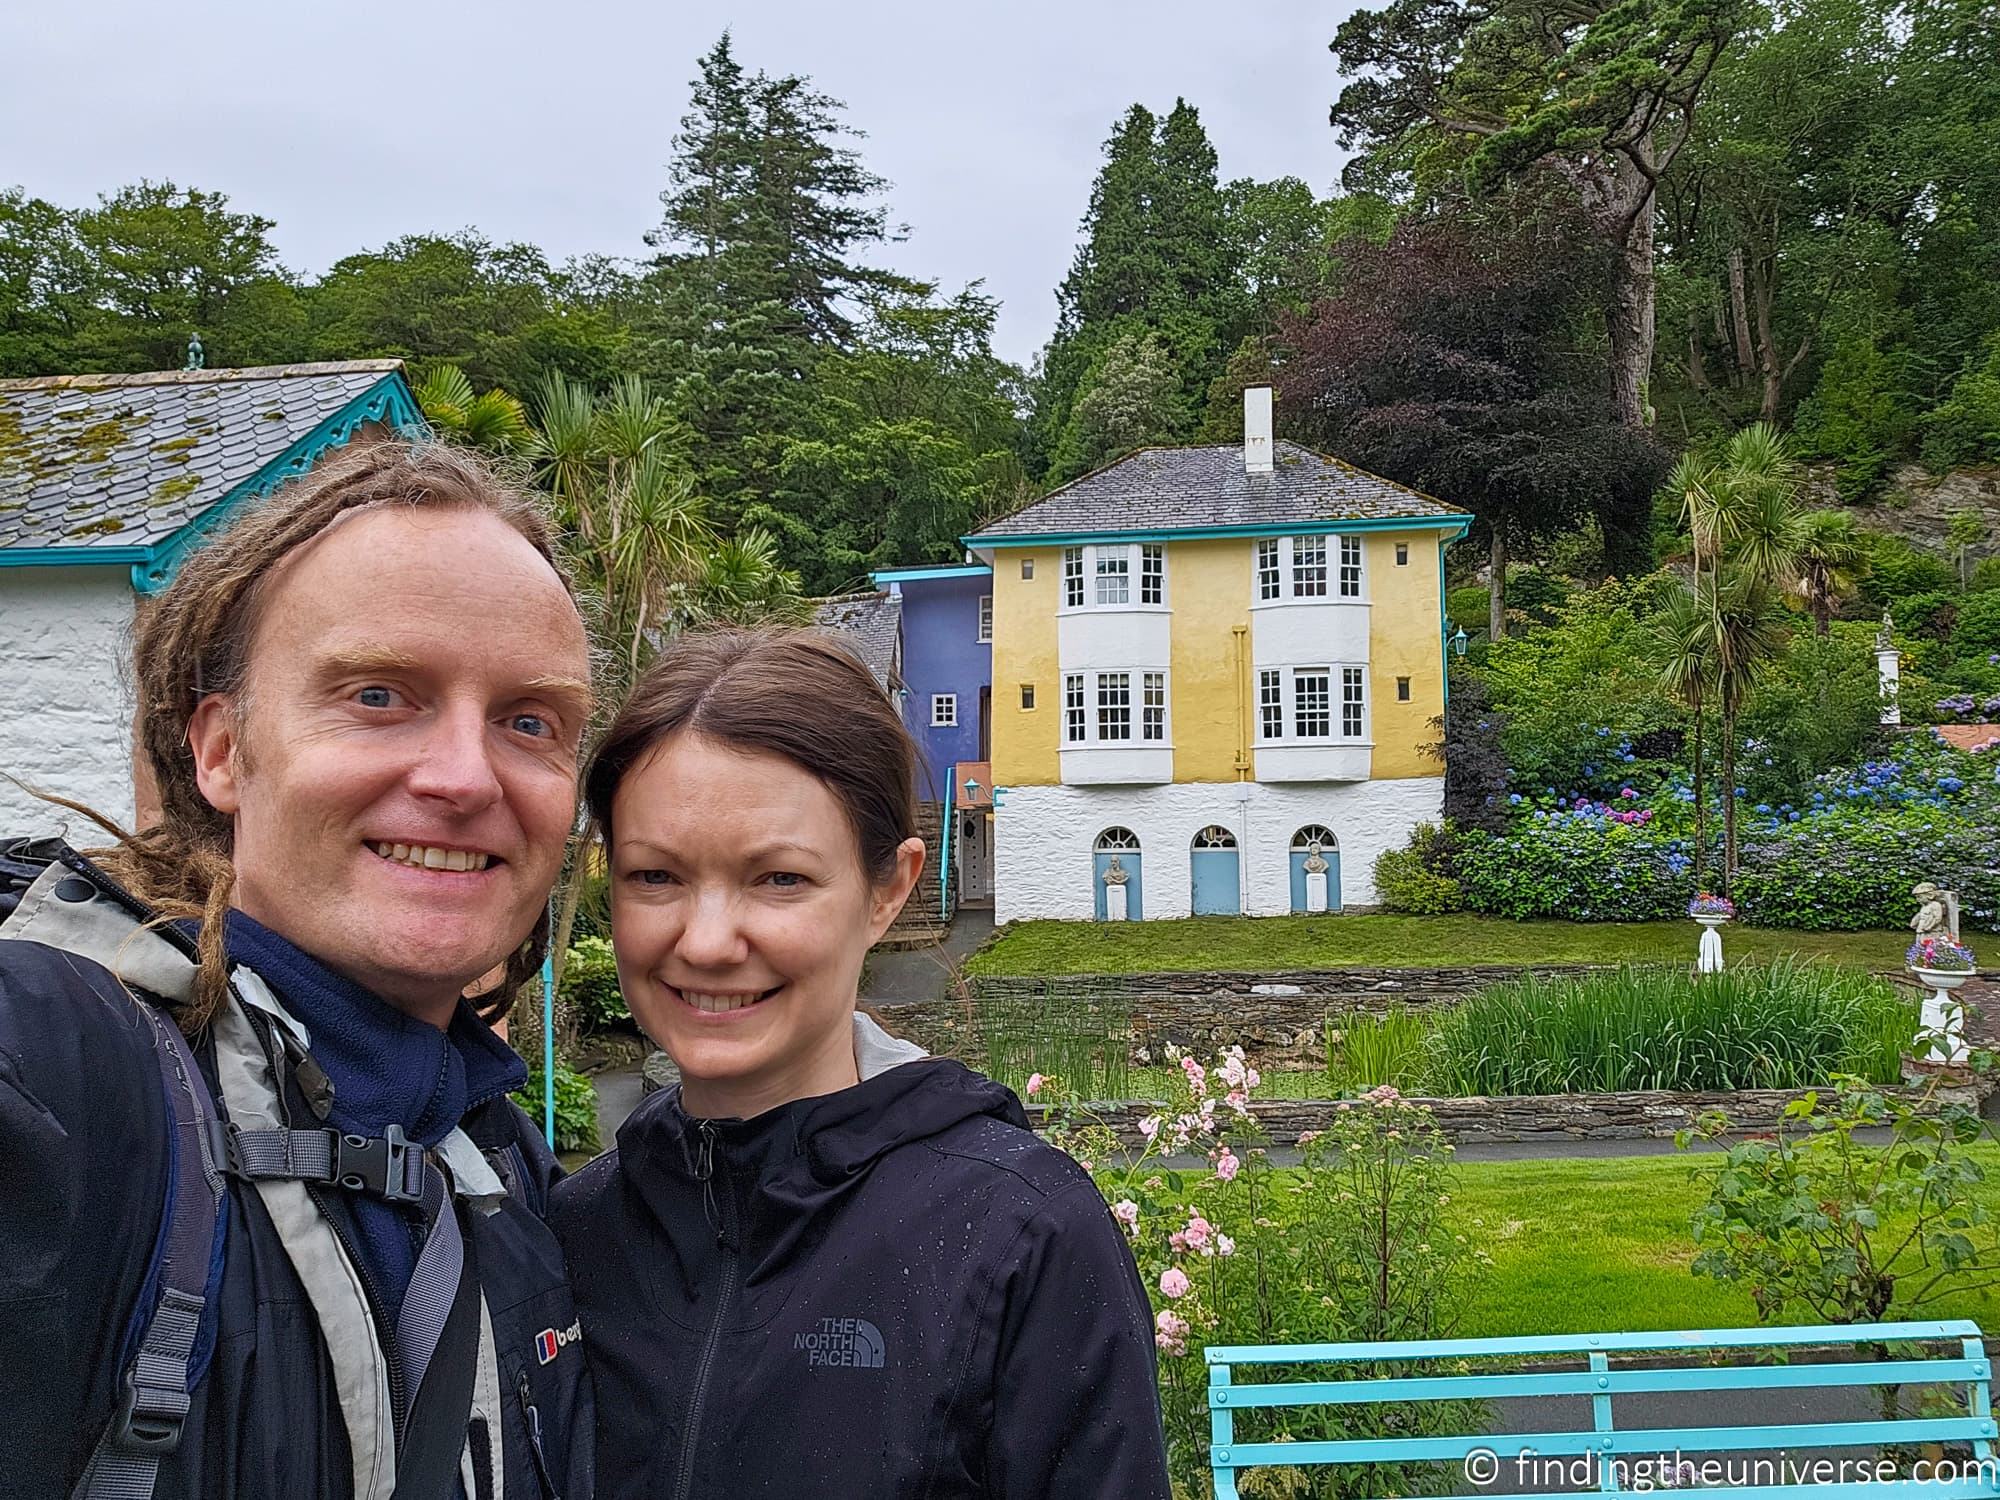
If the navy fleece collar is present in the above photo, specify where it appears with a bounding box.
[221,911,527,1147]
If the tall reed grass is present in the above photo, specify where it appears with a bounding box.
[974,983,1132,1099]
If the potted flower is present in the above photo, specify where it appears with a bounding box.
[1907,935,1977,985]
[1689,895,1734,975]
[1688,893,1736,925]
[1907,936,1978,1065]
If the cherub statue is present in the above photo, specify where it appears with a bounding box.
[1877,608,1895,650]
[1911,881,1959,941]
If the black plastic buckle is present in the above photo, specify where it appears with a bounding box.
[110,1369,188,1455]
[332,1124,421,1204]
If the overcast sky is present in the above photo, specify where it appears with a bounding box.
[1,1,1360,369]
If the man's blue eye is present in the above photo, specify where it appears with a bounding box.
[767,872,804,888]
[511,714,552,738]
[357,687,394,709]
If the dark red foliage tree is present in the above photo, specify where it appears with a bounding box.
[1279,197,1667,631]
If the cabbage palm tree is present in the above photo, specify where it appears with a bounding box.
[1655,583,1715,886]
[1710,568,1792,885]
[412,364,531,453]
[1791,510,1868,635]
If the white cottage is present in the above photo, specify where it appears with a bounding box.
[0,360,422,832]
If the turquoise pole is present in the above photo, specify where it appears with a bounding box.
[540,933,556,1148]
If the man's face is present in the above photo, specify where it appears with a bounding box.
[188,506,591,1021]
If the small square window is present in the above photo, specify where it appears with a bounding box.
[931,694,957,728]
[1395,543,1409,566]
[1020,683,1036,710]
[1021,558,1034,580]
[1397,676,1411,701]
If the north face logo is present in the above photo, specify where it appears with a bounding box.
[794,1316,886,1369]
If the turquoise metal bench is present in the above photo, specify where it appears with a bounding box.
[1207,1321,1999,1499]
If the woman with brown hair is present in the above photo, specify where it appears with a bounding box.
[551,628,1171,1499]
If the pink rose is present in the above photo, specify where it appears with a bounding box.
[1024,1073,1043,1098]
[1213,1148,1241,1182]
[1216,1233,1236,1257]
[1111,1199,1139,1236]
[1159,1267,1191,1300]
[1154,1309,1189,1354]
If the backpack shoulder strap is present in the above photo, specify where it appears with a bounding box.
[0,849,227,1500]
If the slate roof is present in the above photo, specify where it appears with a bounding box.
[812,591,903,693]
[0,361,407,553]
[967,440,1468,544]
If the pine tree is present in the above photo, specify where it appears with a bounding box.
[643,33,908,525]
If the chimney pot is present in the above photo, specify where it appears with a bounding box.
[1243,386,1274,474]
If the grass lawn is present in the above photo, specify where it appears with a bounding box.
[1390,1147,2000,1339]
[969,914,1913,978]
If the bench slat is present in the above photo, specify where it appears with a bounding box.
[1205,1320,1985,1367]
[1219,1416,1999,1469]
[1213,1358,1990,1409]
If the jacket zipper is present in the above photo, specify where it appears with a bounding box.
[307,1179,409,1438]
[516,1367,561,1499]
[674,1120,739,1500]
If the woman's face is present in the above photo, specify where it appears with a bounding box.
[608,731,922,1119]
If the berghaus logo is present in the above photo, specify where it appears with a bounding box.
[536,1321,582,1365]
[795,1316,886,1369]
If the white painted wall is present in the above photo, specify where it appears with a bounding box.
[993,776,1444,922]
[1249,599,1371,665]
[1057,606,1172,670]
[0,567,138,834]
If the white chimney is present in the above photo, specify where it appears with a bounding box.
[1243,385,1274,474]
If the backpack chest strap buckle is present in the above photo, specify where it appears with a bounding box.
[208,1121,426,1204]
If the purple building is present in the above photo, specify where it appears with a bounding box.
[873,563,995,908]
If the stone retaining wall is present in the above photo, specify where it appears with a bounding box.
[1029,1080,1990,1148]
[887,965,1613,1068]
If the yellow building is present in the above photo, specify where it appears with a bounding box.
[964,387,1470,922]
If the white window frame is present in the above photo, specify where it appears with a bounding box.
[1252,535,1369,603]
[1057,543,1168,612]
[1096,671,1132,740]
[1094,550,1130,606]
[1062,668,1171,746]
[977,594,993,642]
[1339,536,1364,598]
[1256,538,1281,600]
[931,693,958,728]
[1294,668,1332,739]
[1254,665,1370,746]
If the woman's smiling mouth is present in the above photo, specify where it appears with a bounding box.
[673,986,779,1015]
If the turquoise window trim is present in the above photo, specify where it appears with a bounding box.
[871,564,992,584]
[0,374,426,590]
[965,515,1472,552]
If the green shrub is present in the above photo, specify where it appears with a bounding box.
[1455,821,1692,922]
[1919,334,2000,471]
[1326,1006,1430,1091]
[560,936,628,1029]
[1427,961,1917,1095]
[1734,804,2000,932]
[512,1061,600,1154]
[1372,823,1465,914]
[1858,532,1957,610]
[1737,629,1893,805]
[1446,583,1491,633]
[1793,335,1915,500]
[1954,590,2000,658]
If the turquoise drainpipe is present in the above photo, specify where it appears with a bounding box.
[540,926,556,1148]
[939,768,956,923]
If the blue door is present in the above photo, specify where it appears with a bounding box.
[1288,826,1341,913]
[1190,826,1241,916]
[1092,829,1143,920]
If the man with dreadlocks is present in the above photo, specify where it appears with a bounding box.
[0,440,596,1499]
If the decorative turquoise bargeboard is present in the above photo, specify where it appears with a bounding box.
[1207,1322,2000,1499]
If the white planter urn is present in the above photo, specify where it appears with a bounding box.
[1909,967,1972,1063]
[1693,914,1728,974]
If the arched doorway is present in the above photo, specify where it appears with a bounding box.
[1289,826,1340,913]
[1189,825,1241,916]
[1093,827,1143,920]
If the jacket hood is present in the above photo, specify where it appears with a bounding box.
[614,1052,1028,1285]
